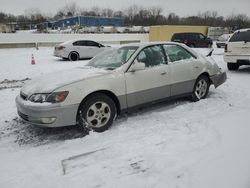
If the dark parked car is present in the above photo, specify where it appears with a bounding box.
[171,32,213,48]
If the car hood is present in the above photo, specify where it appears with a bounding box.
[21,66,109,95]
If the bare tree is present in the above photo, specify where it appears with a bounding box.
[58,2,79,17]
[226,13,250,30]
[1,4,250,30]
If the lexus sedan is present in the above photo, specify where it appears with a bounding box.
[16,42,226,132]
[54,40,108,61]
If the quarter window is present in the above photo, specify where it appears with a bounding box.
[163,45,195,62]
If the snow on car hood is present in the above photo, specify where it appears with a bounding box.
[21,66,109,95]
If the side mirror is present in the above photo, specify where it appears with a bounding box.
[130,62,145,72]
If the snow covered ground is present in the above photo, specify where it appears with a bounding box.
[0,46,250,188]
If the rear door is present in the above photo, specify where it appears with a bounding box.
[163,44,199,96]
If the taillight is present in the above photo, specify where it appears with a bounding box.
[183,39,188,44]
[224,43,228,53]
[57,45,65,50]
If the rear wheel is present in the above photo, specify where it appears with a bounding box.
[77,93,117,132]
[69,52,79,61]
[192,75,210,102]
[227,63,239,71]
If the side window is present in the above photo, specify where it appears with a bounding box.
[137,51,146,62]
[163,45,195,62]
[73,41,87,46]
[199,34,206,40]
[192,34,199,40]
[87,41,99,47]
[136,45,166,67]
[189,34,195,40]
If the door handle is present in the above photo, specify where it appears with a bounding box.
[160,72,167,75]
[194,66,200,69]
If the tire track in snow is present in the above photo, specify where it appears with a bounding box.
[0,78,30,90]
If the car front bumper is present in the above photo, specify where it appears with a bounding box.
[16,95,79,127]
[210,71,227,88]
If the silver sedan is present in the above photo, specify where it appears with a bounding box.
[17,42,226,132]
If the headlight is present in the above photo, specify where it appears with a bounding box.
[28,91,69,103]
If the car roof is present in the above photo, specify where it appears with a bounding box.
[63,39,98,44]
[122,41,186,48]
[174,32,202,35]
[234,28,250,33]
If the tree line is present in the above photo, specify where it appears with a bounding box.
[1,3,250,30]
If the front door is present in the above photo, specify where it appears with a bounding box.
[125,45,171,108]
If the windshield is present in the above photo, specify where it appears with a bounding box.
[87,46,139,70]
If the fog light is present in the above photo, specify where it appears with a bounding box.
[39,117,56,124]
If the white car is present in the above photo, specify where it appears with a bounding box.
[216,34,232,48]
[54,40,108,61]
[16,42,226,132]
[224,28,250,70]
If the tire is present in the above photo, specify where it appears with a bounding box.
[77,93,117,132]
[69,52,79,61]
[191,75,210,102]
[227,63,239,71]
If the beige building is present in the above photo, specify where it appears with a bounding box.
[149,25,209,41]
[0,23,15,33]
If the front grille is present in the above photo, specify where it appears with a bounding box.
[18,111,29,121]
[20,92,28,100]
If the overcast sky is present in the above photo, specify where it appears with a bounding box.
[1,0,250,17]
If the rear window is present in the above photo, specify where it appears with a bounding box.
[229,30,250,42]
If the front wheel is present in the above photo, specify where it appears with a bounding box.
[77,93,117,132]
[191,75,210,102]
